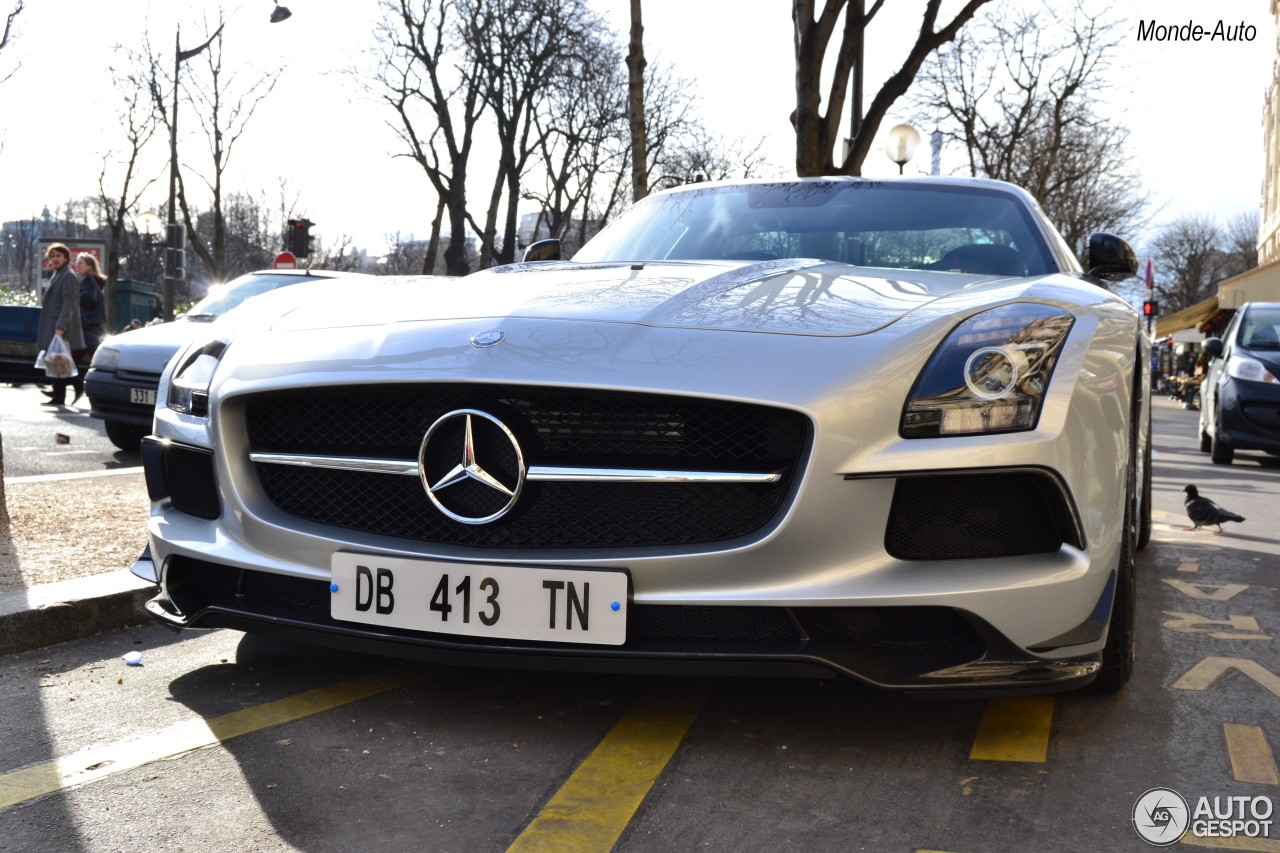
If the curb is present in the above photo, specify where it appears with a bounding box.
[0,570,153,656]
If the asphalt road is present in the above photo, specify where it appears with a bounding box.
[0,394,1275,851]
[0,384,140,478]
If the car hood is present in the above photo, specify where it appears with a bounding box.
[268,259,1050,338]
[105,318,213,373]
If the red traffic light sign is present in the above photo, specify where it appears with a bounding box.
[274,251,298,269]
[1143,300,1157,317]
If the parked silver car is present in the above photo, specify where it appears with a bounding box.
[86,269,371,449]
[136,177,1148,694]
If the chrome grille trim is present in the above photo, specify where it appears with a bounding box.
[248,452,782,484]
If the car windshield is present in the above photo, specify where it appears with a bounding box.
[573,181,1057,276]
[1240,306,1280,349]
[183,274,315,319]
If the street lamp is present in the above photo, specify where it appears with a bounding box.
[884,124,921,175]
[162,8,290,322]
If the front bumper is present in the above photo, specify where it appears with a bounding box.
[84,367,160,427]
[1218,378,1280,452]
[137,553,1101,695]
[139,433,1111,696]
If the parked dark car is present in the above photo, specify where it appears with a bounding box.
[1198,301,1280,464]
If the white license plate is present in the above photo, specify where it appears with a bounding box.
[330,553,629,645]
[130,387,157,405]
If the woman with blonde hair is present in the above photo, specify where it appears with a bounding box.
[73,252,107,403]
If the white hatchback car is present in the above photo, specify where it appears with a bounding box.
[85,269,372,449]
[135,177,1149,695]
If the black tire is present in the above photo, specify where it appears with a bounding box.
[1136,421,1153,551]
[1210,426,1234,465]
[1088,379,1140,692]
[1199,429,1212,453]
[105,420,145,451]
[1086,522,1135,693]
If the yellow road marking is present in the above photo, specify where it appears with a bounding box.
[1173,658,1280,699]
[1162,579,1248,601]
[1162,612,1271,641]
[0,668,425,810]
[1178,558,1202,574]
[1224,723,1280,785]
[507,684,710,853]
[1180,834,1280,851]
[969,696,1054,763]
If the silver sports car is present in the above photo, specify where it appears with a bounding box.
[137,176,1149,695]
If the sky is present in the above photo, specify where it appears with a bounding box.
[0,0,1274,260]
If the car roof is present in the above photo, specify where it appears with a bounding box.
[652,174,1040,205]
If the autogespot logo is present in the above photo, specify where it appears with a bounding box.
[1133,787,1190,846]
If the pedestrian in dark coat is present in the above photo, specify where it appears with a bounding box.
[73,252,108,403]
[36,243,85,406]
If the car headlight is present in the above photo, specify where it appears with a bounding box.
[90,345,120,371]
[167,340,228,417]
[902,303,1075,437]
[1226,355,1280,384]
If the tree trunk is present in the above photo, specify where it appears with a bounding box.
[626,0,648,201]
[423,197,445,275]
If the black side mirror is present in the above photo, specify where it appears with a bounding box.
[522,239,561,263]
[1086,233,1138,282]
[1203,337,1224,359]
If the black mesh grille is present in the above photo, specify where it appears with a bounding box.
[885,471,1078,560]
[167,444,220,520]
[245,386,809,548]
[805,607,978,650]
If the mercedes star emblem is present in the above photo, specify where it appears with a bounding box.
[471,329,506,348]
[419,409,526,524]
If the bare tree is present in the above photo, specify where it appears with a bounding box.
[1151,216,1226,312]
[1221,210,1261,279]
[98,55,162,328]
[916,0,1148,260]
[526,26,630,250]
[0,216,40,293]
[371,0,486,276]
[792,0,992,176]
[460,0,596,267]
[0,0,21,87]
[143,17,283,282]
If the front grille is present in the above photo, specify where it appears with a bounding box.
[885,470,1080,560]
[245,386,810,548]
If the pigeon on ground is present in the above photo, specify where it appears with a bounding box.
[1183,485,1246,533]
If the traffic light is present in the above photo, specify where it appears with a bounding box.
[287,218,314,258]
[166,221,186,281]
[1143,300,1158,317]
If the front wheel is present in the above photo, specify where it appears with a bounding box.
[1085,506,1136,693]
[105,420,145,451]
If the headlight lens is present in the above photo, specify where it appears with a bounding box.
[167,340,228,417]
[1226,355,1280,384]
[90,345,120,371]
[902,303,1074,437]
